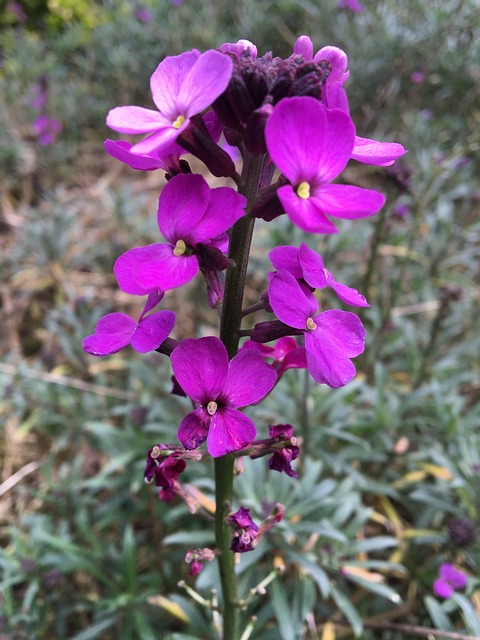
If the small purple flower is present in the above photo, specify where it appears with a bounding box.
[114,173,245,294]
[268,424,299,477]
[170,337,277,457]
[268,270,366,388]
[269,243,370,307]
[185,548,215,576]
[411,70,425,84]
[106,50,232,157]
[393,203,410,217]
[32,115,62,146]
[433,563,468,599]
[83,304,175,356]
[265,96,385,233]
[337,0,365,13]
[134,6,153,22]
[227,507,259,553]
[144,445,187,502]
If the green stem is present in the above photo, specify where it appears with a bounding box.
[215,152,265,640]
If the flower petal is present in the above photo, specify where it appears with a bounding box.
[269,245,302,277]
[176,50,233,117]
[189,187,246,245]
[104,139,165,171]
[177,407,210,450]
[433,578,454,599]
[130,310,176,353]
[157,173,211,243]
[317,107,355,182]
[106,106,169,134]
[266,97,327,184]
[304,310,366,387]
[278,185,339,234]
[170,336,229,403]
[114,245,166,295]
[223,350,277,408]
[132,244,199,291]
[268,270,318,329]
[83,313,136,356]
[298,243,328,288]
[150,50,200,118]
[313,184,385,220]
[352,136,407,166]
[130,125,185,156]
[207,407,256,457]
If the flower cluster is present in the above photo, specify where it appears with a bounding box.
[83,34,405,559]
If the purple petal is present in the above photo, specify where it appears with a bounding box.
[157,173,211,243]
[298,244,329,288]
[139,291,165,319]
[223,350,277,408]
[83,313,136,356]
[132,244,199,291]
[293,35,313,59]
[314,46,349,85]
[278,185,340,234]
[433,578,454,599]
[177,407,210,450]
[189,187,246,245]
[266,97,328,184]
[130,310,176,353]
[104,139,165,171]
[352,136,407,166]
[170,336,229,403]
[150,50,200,118]
[130,126,184,156]
[177,50,233,117]
[207,407,256,457]
[328,277,370,307]
[316,107,355,182]
[279,347,308,372]
[304,310,366,387]
[114,245,167,295]
[268,270,318,329]
[313,184,385,219]
[439,563,468,590]
[269,245,302,277]
[106,106,169,134]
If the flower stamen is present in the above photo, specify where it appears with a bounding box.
[306,317,317,331]
[207,401,218,416]
[173,239,187,256]
[296,181,311,199]
[173,115,186,129]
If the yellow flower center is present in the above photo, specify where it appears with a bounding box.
[207,401,218,416]
[306,317,317,331]
[172,115,186,129]
[296,181,311,199]
[173,239,187,256]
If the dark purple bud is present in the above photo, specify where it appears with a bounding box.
[176,116,237,179]
[196,243,233,272]
[293,61,331,98]
[171,375,187,397]
[250,178,288,221]
[202,268,226,309]
[251,320,303,343]
[268,424,299,477]
[228,507,259,553]
[447,517,477,547]
[244,102,274,155]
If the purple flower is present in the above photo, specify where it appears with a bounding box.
[106,50,232,157]
[185,548,215,576]
[227,507,259,553]
[83,304,175,356]
[170,337,277,457]
[269,243,370,307]
[219,39,258,59]
[268,424,299,477]
[433,563,468,599]
[268,270,366,388]
[104,111,222,173]
[411,70,425,84]
[265,96,385,233]
[134,6,153,22]
[350,136,407,167]
[242,337,307,377]
[337,0,365,13]
[144,445,187,502]
[32,115,62,146]
[114,173,246,294]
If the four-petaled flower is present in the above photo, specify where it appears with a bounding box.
[433,563,468,599]
[268,269,366,388]
[170,337,277,457]
[106,50,232,157]
[265,96,386,233]
[114,173,246,294]
[227,507,259,553]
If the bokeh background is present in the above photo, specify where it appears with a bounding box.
[1,0,479,638]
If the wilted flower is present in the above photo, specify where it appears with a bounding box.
[227,507,259,553]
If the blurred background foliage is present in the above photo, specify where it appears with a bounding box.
[0,0,479,638]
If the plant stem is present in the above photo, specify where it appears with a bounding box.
[215,152,265,640]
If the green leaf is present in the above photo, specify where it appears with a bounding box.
[330,585,363,637]
[424,595,453,631]
[270,577,299,640]
[451,593,480,636]
[70,617,117,640]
